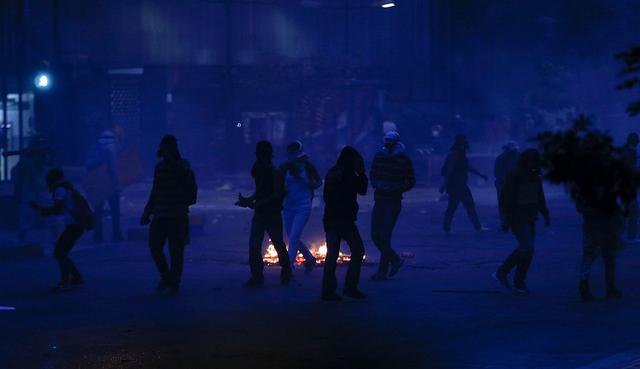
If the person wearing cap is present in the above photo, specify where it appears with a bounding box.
[492,149,550,294]
[494,141,520,230]
[622,132,639,241]
[141,135,198,295]
[236,140,292,287]
[321,146,368,301]
[369,131,415,281]
[440,134,489,234]
[85,130,123,243]
[280,141,322,271]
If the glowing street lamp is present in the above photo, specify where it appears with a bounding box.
[34,72,51,90]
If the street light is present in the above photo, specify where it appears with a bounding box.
[372,1,396,8]
[34,72,51,90]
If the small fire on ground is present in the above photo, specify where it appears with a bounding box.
[263,241,355,266]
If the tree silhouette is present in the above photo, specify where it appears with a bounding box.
[617,46,640,116]
[535,115,637,213]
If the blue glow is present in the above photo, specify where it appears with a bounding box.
[34,73,51,89]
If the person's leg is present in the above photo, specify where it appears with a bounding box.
[149,219,170,284]
[248,214,266,282]
[292,209,314,263]
[283,209,297,264]
[461,186,482,230]
[443,191,461,232]
[93,201,105,242]
[322,228,341,297]
[513,223,535,289]
[53,225,85,285]
[167,216,189,289]
[343,223,365,293]
[370,201,388,275]
[579,221,597,300]
[602,220,622,297]
[497,223,529,279]
[265,213,292,282]
[109,193,123,241]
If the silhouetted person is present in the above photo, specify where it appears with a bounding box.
[494,141,519,230]
[622,132,639,240]
[321,146,368,301]
[492,149,550,294]
[440,134,488,234]
[86,130,123,243]
[141,135,197,295]
[281,141,322,272]
[369,131,415,281]
[236,141,292,287]
[32,168,94,292]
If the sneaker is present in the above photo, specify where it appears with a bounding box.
[477,226,490,232]
[579,280,593,302]
[389,258,405,277]
[50,282,72,292]
[243,278,264,288]
[343,289,368,299]
[513,283,529,295]
[280,269,293,285]
[156,279,170,293]
[606,287,622,299]
[492,271,511,290]
[370,271,387,281]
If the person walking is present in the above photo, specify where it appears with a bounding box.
[281,140,322,272]
[441,134,489,234]
[141,135,197,295]
[369,131,415,281]
[236,141,292,287]
[321,146,368,301]
[494,141,520,230]
[492,149,550,294]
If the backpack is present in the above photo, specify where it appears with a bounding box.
[58,183,96,230]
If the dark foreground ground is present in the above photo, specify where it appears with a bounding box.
[1,181,640,369]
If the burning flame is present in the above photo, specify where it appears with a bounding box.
[263,240,355,266]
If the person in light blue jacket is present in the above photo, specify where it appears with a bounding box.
[280,141,322,272]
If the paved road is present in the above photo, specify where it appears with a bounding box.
[1,184,639,369]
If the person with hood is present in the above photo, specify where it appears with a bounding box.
[441,134,489,234]
[369,131,415,281]
[280,140,322,272]
[494,141,520,230]
[141,135,197,295]
[321,146,368,301]
[31,168,92,292]
[492,149,550,294]
[236,141,292,287]
[622,132,639,241]
[85,130,123,243]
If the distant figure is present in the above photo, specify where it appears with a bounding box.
[622,132,639,240]
[85,130,123,243]
[280,141,322,272]
[13,136,54,243]
[440,134,489,234]
[492,149,550,294]
[31,168,95,292]
[321,146,368,301]
[141,135,197,295]
[369,131,415,281]
[577,192,625,301]
[236,141,292,287]
[494,142,520,230]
